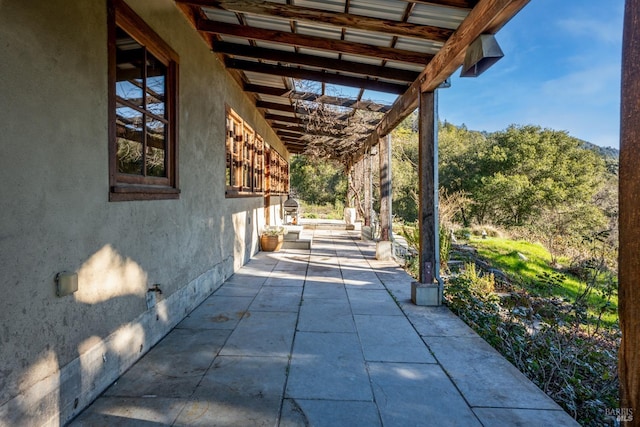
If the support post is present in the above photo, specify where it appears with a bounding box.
[366,145,374,227]
[363,147,371,226]
[619,0,640,422]
[411,90,441,306]
[376,134,393,260]
[344,161,356,230]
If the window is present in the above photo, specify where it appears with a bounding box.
[225,107,269,197]
[265,144,289,197]
[108,0,179,201]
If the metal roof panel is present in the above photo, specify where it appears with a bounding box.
[395,37,442,55]
[343,29,393,47]
[244,15,292,32]
[259,94,293,104]
[348,0,406,21]
[408,3,468,30]
[295,22,342,39]
[295,0,346,13]
[219,35,252,45]
[296,48,340,59]
[202,8,238,23]
[340,54,384,66]
[254,41,297,53]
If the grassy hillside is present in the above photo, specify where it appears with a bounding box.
[466,236,618,327]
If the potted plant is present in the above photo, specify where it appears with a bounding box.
[260,225,287,251]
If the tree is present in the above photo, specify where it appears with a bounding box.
[290,155,346,206]
[391,116,419,222]
[455,125,606,227]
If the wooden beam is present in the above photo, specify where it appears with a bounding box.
[265,113,303,124]
[196,19,432,65]
[226,58,409,94]
[271,122,346,138]
[256,100,295,113]
[281,138,306,145]
[277,130,305,138]
[619,0,640,421]
[271,123,306,133]
[379,134,392,241]
[360,0,530,156]
[180,0,454,42]
[290,93,392,113]
[244,84,290,96]
[213,41,422,82]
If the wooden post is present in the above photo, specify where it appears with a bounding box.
[379,134,392,241]
[619,0,640,422]
[345,160,353,208]
[364,144,372,226]
[411,90,440,305]
[418,90,438,285]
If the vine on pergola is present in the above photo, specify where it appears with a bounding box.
[290,80,385,162]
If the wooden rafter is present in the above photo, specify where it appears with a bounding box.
[196,20,432,65]
[264,113,303,124]
[256,101,296,113]
[179,0,454,42]
[271,122,348,138]
[226,58,409,94]
[213,41,421,83]
[277,130,306,138]
[243,84,290,97]
[289,93,392,113]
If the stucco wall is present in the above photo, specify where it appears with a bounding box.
[0,1,288,425]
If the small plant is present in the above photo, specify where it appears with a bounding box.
[262,225,287,236]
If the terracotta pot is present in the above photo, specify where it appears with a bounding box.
[260,234,283,251]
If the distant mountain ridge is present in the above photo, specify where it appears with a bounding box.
[580,140,619,159]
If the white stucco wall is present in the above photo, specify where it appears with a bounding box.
[0,1,288,425]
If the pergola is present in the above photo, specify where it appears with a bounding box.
[174,0,639,419]
[175,0,527,279]
[175,0,525,158]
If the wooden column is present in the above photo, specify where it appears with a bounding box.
[345,160,354,208]
[418,90,438,285]
[364,145,372,226]
[619,0,640,422]
[379,134,392,241]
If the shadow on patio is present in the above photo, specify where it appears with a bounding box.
[70,227,578,426]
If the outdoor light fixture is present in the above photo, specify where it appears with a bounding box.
[460,34,504,77]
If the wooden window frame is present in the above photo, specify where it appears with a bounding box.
[108,0,179,201]
[268,149,289,197]
[225,106,266,198]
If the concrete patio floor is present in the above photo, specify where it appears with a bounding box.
[70,229,579,426]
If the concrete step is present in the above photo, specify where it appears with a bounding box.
[284,225,303,241]
[282,238,312,249]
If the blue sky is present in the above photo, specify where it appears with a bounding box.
[438,0,624,148]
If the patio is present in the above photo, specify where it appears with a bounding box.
[70,227,578,426]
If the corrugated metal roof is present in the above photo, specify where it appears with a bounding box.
[343,29,394,47]
[348,0,407,21]
[177,0,530,161]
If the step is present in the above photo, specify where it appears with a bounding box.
[282,238,312,250]
[284,225,304,241]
